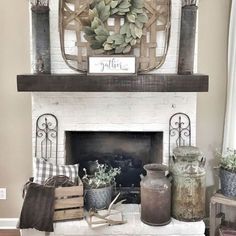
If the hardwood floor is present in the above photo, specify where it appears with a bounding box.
[0,230,20,236]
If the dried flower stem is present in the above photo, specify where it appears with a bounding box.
[82,160,121,189]
[216,149,236,172]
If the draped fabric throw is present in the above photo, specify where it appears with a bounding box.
[18,182,55,232]
[223,0,236,151]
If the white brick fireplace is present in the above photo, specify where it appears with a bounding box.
[25,0,205,235]
[31,0,197,166]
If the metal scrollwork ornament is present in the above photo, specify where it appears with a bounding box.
[35,113,58,163]
[169,112,191,158]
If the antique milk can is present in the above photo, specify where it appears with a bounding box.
[140,164,171,226]
[171,146,206,221]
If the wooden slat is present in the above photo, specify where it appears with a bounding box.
[65,54,78,60]
[17,74,209,92]
[65,24,77,31]
[55,185,83,198]
[54,196,84,209]
[219,228,236,236]
[211,193,236,207]
[65,0,76,3]
[54,208,84,221]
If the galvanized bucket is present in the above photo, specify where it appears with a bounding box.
[84,186,112,210]
[220,168,236,197]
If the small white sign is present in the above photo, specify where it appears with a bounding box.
[88,56,136,75]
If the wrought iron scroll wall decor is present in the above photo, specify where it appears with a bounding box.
[35,113,58,164]
[169,112,191,158]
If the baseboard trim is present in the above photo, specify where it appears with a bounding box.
[0,219,18,229]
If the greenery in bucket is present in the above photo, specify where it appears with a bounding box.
[216,149,236,172]
[82,160,121,188]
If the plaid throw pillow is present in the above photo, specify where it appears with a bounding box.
[34,158,79,184]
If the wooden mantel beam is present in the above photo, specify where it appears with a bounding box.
[17,74,209,92]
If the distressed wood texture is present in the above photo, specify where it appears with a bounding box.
[219,228,236,236]
[210,193,236,236]
[54,208,84,221]
[17,74,209,92]
[54,184,84,221]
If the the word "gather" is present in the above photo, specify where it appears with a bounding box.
[99,58,129,72]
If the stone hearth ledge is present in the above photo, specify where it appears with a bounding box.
[20,204,205,236]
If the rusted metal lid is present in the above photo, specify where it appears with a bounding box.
[144,164,168,172]
[173,146,201,157]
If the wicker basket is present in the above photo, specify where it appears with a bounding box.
[59,0,171,73]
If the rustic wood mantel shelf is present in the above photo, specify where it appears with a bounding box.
[17,74,209,92]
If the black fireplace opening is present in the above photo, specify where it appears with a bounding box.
[65,131,163,203]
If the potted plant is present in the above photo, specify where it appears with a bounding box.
[82,161,121,210]
[217,149,236,197]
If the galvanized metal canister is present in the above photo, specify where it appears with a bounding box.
[171,146,206,221]
[178,5,198,75]
[31,5,51,74]
[140,164,171,226]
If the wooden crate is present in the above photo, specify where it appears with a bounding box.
[53,183,84,222]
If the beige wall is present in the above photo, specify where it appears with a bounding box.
[197,0,231,215]
[0,0,232,217]
[0,1,32,217]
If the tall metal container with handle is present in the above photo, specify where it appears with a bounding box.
[140,164,171,226]
[171,146,206,221]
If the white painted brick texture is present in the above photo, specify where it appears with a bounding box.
[32,92,196,165]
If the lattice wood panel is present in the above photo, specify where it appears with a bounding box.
[59,0,171,73]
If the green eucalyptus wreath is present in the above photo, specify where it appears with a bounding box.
[83,0,148,54]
